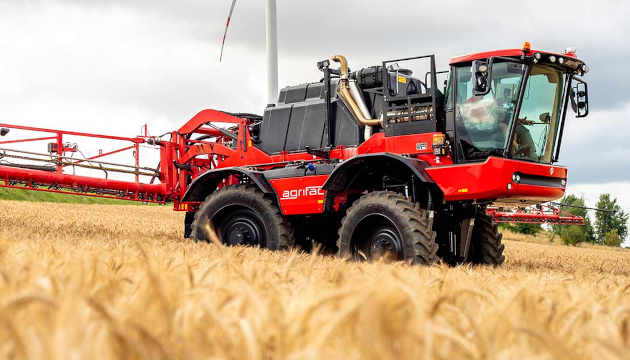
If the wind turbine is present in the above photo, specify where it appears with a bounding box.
[220,0,279,105]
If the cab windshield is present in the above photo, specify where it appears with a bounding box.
[513,65,565,163]
[453,62,566,164]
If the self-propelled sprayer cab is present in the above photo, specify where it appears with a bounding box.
[253,42,588,169]
[445,42,589,165]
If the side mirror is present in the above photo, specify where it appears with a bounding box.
[570,77,589,118]
[472,60,490,95]
[539,112,551,123]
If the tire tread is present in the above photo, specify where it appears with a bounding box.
[337,191,438,265]
[191,184,294,250]
[470,211,505,266]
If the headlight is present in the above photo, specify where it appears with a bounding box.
[549,56,557,63]
[582,65,589,74]
[558,57,564,64]
[561,179,567,187]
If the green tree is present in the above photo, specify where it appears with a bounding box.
[512,223,542,235]
[594,194,629,243]
[498,214,542,235]
[560,225,586,246]
[500,222,542,235]
[553,194,595,243]
[603,229,622,247]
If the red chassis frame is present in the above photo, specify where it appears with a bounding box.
[0,107,568,215]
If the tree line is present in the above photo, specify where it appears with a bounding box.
[500,193,629,247]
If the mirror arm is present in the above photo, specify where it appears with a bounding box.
[553,76,574,162]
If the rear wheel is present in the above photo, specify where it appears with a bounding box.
[191,184,294,250]
[337,191,438,265]
[469,211,505,266]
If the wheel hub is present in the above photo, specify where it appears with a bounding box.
[367,225,403,261]
[220,209,265,246]
[226,221,259,245]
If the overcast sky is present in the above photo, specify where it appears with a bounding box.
[0,0,628,242]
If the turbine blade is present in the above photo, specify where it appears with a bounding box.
[220,0,238,62]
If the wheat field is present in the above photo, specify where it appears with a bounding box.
[0,200,628,359]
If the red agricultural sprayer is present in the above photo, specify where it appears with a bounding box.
[0,42,590,265]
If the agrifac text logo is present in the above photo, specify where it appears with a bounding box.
[281,186,324,200]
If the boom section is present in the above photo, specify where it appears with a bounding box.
[0,123,171,203]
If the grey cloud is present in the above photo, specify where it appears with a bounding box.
[559,103,630,185]
[30,0,629,109]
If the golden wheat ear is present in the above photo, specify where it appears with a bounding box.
[203,219,222,247]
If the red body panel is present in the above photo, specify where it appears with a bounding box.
[270,175,327,215]
[356,132,439,157]
[425,157,566,203]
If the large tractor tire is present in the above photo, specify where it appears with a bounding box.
[469,211,505,266]
[337,191,438,265]
[191,184,294,250]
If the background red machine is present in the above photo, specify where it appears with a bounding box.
[487,204,585,226]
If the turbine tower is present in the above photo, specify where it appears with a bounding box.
[265,0,278,105]
[221,0,279,105]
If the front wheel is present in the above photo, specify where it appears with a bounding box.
[191,184,294,250]
[337,191,438,265]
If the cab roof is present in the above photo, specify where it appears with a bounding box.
[449,49,580,65]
